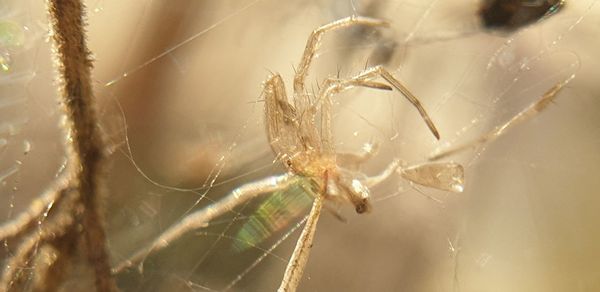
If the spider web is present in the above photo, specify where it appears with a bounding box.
[2,0,600,291]
[0,0,68,270]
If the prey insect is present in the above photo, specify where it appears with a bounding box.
[113,16,466,291]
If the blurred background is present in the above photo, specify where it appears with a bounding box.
[1,0,600,291]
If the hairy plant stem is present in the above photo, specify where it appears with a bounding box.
[47,0,116,291]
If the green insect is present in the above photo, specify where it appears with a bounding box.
[232,176,316,252]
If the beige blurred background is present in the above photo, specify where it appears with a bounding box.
[1,0,599,291]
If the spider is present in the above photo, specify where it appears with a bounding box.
[113,16,465,290]
[113,15,575,291]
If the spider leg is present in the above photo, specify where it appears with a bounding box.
[314,66,441,140]
[349,66,441,139]
[400,162,465,192]
[363,160,464,197]
[336,142,380,171]
[293,16,389,102]
[317,76,392,154]
[317,65,440,156]
[364,159,401,188]
[112,174,296,274]
[429,75,574,161]
[278,184,324,292]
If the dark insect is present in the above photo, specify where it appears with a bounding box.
[479,0,565,31]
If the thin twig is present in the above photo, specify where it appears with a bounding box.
[0,199,75,292]
[0,232,40,291]
[31,186,81,292]
[0,175,71,242]
[31,245,57,292]
[34,227,79,292]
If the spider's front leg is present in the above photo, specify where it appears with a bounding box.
[293,16,390,104]
[278,194,324,292]
[316,65,441,156]
[353,65,441,139]
[317,75,393,154]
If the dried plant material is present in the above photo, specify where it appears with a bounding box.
[0,1,117,291]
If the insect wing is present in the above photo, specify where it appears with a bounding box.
[233,177,316,252]
[400,162,464,193]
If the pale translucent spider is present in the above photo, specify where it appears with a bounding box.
[113,16,467,291]
[263,16,467,213]
[262,17,467,290]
